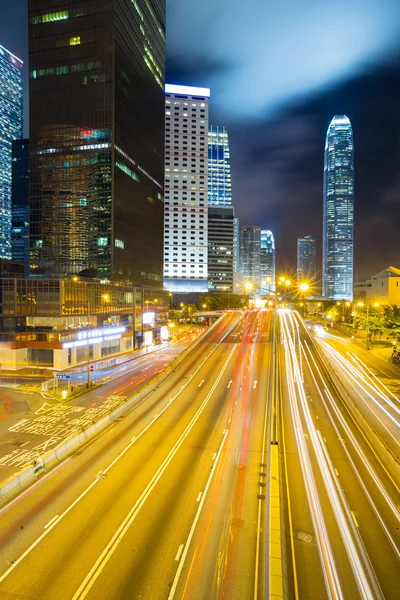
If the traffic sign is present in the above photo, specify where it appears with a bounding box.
[55,373,71,380]
[90,365,94,372]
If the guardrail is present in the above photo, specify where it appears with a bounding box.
[0,315,227,506]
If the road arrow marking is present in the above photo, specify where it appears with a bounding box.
[253,380,258,389]
[227,380,232,388]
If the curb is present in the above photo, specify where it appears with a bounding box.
[0,316,225,507]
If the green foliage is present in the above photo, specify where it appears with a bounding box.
[351,304,400,341]
[198,293,245,310]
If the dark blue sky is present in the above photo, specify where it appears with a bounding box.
[2,0,400,278]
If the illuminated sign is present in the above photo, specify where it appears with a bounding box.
[160,326,169,341]
[144,331,153,346]
[63,326,125,349]
[142,312,155,325]
[165,84,210,98]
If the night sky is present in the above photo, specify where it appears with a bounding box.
[2,0,400,280]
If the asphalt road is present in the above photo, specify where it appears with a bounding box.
[0,337,194,481]
[0,310,275,600]
[279,310,400,600]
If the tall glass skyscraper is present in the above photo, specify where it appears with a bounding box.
[297,235,316,282]
[28,0,165,284]
[0,45,23,259]
[323,115,354,300]
[208,126,232,206]
[239,226,261,287]
[260,230,275,293]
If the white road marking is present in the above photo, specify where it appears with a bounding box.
[212,453,217,460]
[196,492,202,502]
[168,429,229,599]
[198,380,204,387]
[253,380,258,389]
[351,511,359,528]
[175,544,184,562]
[44,515,59,530]
[227,380,232,388]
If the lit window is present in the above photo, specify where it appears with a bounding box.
[115,239,125,249]
[69,36,81,45]
[97,237,108,246]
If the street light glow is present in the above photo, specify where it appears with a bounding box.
[299,283,309,292]
[245,282,253,292]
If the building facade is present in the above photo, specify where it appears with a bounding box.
[12,139,30,269]
[0,263,169,370]
[28,0,165,284]
[239,226,261,288]
[297,235,316,282]
[260,229,276,294]
[208,126,232,206]
[233,216,240,272]
[163,84,209,292]
[323,115,354,300]
[353,266,400,305]
[207,206,234,292]
[0,45,23,260]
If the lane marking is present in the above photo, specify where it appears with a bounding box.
[253,380,258,389]
[168,429,229,599]
[44,515,59,530]
[175,544,184,562]
[70,347,236,600]
[196,492,202,502]
[198,380,204,388]
[227,380,232,388]
[351,511,359,528]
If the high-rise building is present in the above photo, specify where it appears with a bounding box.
[239,226,261,288]
[0,45,23,259]
[208,206,234,292]
[323,115,354,300]
[208,126,232,206]
[260,229,275,293]
[297,235,316,282]
[28,0,165,284]
[163,84,209,292]
[11,139,30,268]
[233,215,240,272]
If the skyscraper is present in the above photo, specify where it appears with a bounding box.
[208,126,232,206]
[260,230,276,293]
[0,45,23,259]
[28,0,165,284]
[208,207,234,292]
[12,139,30,268]
[297,235,316,282]
[163,84,209,292]
[323,115,354,300]
[239,226,261,288]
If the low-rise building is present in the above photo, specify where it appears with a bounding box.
[353,266,400,305]
[0,261,168,370]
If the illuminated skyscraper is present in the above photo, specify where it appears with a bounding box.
[297,235,316,282]
[12,139,30,268]
[208,126,231,206]
[0,45,23,259]
[163,84,209,292]
[323,115,354,300]
[260,229,275,293]
[28,0,165,283]
[240,226,261,287]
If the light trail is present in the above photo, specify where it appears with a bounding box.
[281,310,383,599]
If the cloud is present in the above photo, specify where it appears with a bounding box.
[167,0,400,121]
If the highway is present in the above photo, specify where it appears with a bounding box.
[279,310,399,600]
[0,310,275,599]
[0,308,398,599]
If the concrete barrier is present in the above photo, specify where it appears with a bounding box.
[312,337,400,488]
[0,314,228,506]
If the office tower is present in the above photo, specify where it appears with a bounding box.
[28,0,165,284]
[208,206,234,292]
[260,229,276,293]
[163,84,209,292]
[323,115,354,300]
[12,139,30,267]
[208,126,232,206]
[297,235,316,282]
[233,215,239,272]
[0,45,23,259]
[239,226,261,288]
